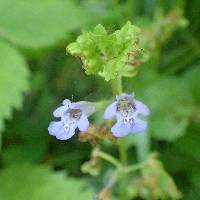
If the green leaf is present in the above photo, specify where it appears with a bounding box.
[0,41,29,132]
[145,77,193,141]
[144,153,182,199]
[140,9,188,52]
[160,123,200,173]
[183,187,200,200]
[184,65,200,104]
[0,0,84,48]
[185,169,200,200]
[67,21,143,81]
[128,153,182,199]
[0,164,94,200]
[175,123,200,162]
[150,113,189,141]
[2,91,56,164]
[191,170,200,189]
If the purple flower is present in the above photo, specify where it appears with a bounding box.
[104,93,150,137]
[48,99,96,140]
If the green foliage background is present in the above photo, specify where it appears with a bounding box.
[0,0,200,199]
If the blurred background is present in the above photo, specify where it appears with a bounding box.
[0,0,200,199]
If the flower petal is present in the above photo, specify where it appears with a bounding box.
[111,122,131,137]
[104,102,117,119]
[71,101,96,117]
[53,106,68,117]
[48,121,63,136]
[62,99,71,106]
[48,121,76,140]
[57,124,77,140]
[135,100,150,116]
[131,118,147,133]
[77,114,89,132]
[116,93,134,101]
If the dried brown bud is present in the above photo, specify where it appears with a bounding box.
[97,187,112,200]
[78,123,116,145]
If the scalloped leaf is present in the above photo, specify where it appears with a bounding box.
[144,77,193,141]
[0,0,84,48]
[0,41,29,132]
[0,164,93,200]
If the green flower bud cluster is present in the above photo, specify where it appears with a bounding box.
[67,21,147,81]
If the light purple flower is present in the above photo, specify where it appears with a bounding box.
[48,99,96,140]
[104,93,150,137]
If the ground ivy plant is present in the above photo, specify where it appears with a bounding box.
[48,22,181,200]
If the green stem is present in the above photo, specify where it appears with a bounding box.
[0,132,2,152]
[94,100,110,111]
[110,76,122,96]
[135,130,150,162]
[125,162,146,174]
[110,77,127,165]
[97,151,122,169]
[110,76,127,200]
[118,139,127,165]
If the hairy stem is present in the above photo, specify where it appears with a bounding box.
[110,76,122,96]
[125,162,146,174]
[110,77,127,165]
[118,139,127,165]
[97,151,122,169]
[110,76,127,200]
[135,130,150,162]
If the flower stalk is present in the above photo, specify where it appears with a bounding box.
[96,150,122,169]
[110,76,128,200]
[135,131,150,162]
[125,162,146,174]
[110,77,127,165]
